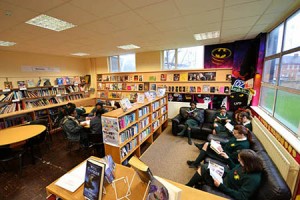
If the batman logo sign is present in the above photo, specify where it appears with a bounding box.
[211,48,232,59]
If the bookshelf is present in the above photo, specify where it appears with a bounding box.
[96,68,232,102]
[101,95,168,164]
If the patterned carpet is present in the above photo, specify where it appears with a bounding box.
[141,126,204,184]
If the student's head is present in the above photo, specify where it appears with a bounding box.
[114,102,121,109]
[95,109,105,117]
[233,125,252,141]
[238,149,263,173]
[67,102,76,109]
[67,106,77,117]
[95,102,104,110]
[240,111,252,123]
[220,106,227,115]
[190,101,197,109]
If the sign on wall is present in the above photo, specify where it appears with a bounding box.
[21,66,60,72]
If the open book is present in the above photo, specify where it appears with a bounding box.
[210,139,223,154]
[225,122,234,132]
[208,161,224,184]
[128,156,182,200]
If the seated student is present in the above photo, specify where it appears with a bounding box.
[66,102,86,121]
[240,111,252,131]
[212,106,232,136]
[187,125,251,168]
[186,149,263,200]
[60,107,89,147]
[113,102,121,110]
[90,109,106,136]
[88,102,108,118]
[177,100,204,145]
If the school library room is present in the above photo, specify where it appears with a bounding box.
[0,1,300,200]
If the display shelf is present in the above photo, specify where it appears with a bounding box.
[102,96,168,164]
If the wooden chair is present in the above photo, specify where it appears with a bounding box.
[0,146,25,176]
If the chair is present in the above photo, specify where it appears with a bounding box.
[27,119,50,163]
[0,146,25,176]
[61,129,81,152]
[88,133,105,157]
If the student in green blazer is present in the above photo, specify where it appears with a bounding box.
[213,106,232,136]
[186,149,263,200]
[177,101,204,145]
[240,111,252,132]
[187,125,252,168]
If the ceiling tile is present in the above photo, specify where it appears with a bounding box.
[81,19,120,35]
[0,1,38,22]
[2,0,70,13]
[183,9,222,27]
[105,11,148,30]
[120,0,166,9]
[222,15,260,30]
[221,27,251,38]
[70,0,129,18]
[265,0,295,14]
[224,0,259,7]
[188,22,221,34]
[45,3,98,25]
[152,16,187,32]
[135,0,181,23]
[223,0,271,20]
[174,0,223,15]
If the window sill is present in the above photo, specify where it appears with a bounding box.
[251,106,300,153]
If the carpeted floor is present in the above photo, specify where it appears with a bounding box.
[140,126,204,184]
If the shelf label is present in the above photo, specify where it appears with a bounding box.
[12,99,20,102]
[20,88,27,90]
[54,85,58,88]
[56,94,61,97]
[3,89,11,92]
[74,83,78,86]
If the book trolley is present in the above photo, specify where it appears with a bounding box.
[101,95,168,165]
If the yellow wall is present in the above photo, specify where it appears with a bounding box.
[95,57,108,73]
[136,51,161,72]
[0,50,90,89]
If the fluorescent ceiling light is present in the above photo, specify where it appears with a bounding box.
[71,52,90,56]
[194,31,220,41]
[0,40,16,46]
[117,44,140,50]
[26,14,76,32]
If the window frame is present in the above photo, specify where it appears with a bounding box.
[108,54,136,72]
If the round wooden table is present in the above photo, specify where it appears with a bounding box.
[0,125,46,146]
[83,106,94,114]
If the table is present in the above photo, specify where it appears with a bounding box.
[83,106,94,115]
[0,125,46,146]
[46,156,227,200]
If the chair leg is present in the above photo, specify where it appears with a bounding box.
[18,155,23,177]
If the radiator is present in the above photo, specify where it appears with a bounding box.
[253,117,300,194]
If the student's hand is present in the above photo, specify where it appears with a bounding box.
[219,152,229,159]
[213,179,221,187]
[225,119,231,123]
[81,122,87,126]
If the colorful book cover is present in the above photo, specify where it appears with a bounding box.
[97,75,102,81]
[160,74,167,81]
[84,75,91,84]
[224,86,230,93]
[173,74,180,81]
[210,86,215,93]
[134,75,138,81]
[150,84,156,91]
[149,76,156,81]
[83,159,105,200]
[26,80,35,88]
[180,73,188,81]
[203,72,216,81]
[74,76,81,84]
[56,78,63,85]
[17,81,27,90]
[4,81,13,89]
[203,85,210,93]
[139,75,143,81]
[197,86,201,92]
[64,77,71,85]
[167,74,173,81]
[43,79,51,86]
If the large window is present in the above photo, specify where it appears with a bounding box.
[260,9,300,134]
[163,46,204,70]
[109,54,136,72]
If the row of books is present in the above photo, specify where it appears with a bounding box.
[120,137,138,159]
[138,106,149,118]
[139,127,151,143]
[152,119,160,131]
[152,111,159,121]
[118,112,136,130]
[0,114,33,129]
[160,97,167,106]
[161,113,168,122]
[167,85,230,93]
[0,102,22,114]
[152,101,160,111]
[120,124,138,143]
[138,116,150,130]
[161,105,167,115]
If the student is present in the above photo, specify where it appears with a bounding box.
[60,106,89,147]
[187,125,251,168]
[177,101,204,145]
[240,111,252,131]
[212,106,232,136]
[113,101,121,110]
[66,102,86,120]
[186,149,263,200]
[90,109,105,136]
[88,102,108,118]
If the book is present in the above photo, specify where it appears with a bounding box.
[173,74,180,81]
[210,139,223,154]
[85,75,91,84]
[157,88,166,97]
[17,81,27,90]
[203,85,210,93]
[139,75,143,81]
[74,76,81,84]
[149,76,156,81]
[56,78,63,85]
[103,155,116,184]
[208,161,224,184]
[83,159,105,200]
[137,93,145,103]
[43,79,51,86]
[160,74,167,81]
[150,84,156,91]
[144,91,152,101]
[120,98,132,111]
[134,75,138,81]
[149,175,182,200]
[224,86,230,93]
[26,80,35,88]
[4,81,13,89]
[128,156,153,183]
[225,122,234,132]
[180,73,188,81]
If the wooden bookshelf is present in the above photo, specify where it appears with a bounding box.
[101,95,168,164]
[96,68,232,102]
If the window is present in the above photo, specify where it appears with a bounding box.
[260,9,300,134]
[163,46,204,70]
[109,54,136,72]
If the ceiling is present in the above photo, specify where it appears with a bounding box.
[0,0,299,58]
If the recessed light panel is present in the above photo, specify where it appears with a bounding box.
[71,53,90,56]
[194,31,220,41]
[26,14,76,32]
[0,41,16,46]
[117,44,140,50]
